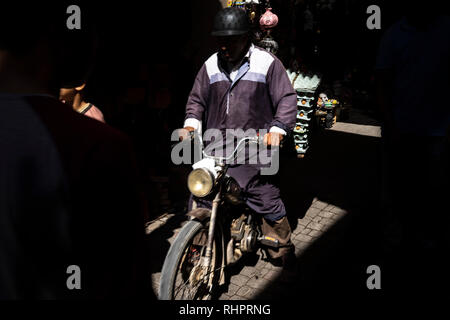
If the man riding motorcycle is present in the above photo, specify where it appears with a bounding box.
[180,7,297,273]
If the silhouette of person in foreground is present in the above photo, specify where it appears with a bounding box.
[376,1,450,294]
[0,4,154,299]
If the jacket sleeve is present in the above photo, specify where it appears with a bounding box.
[266,58,297,133]
[185,64,210,122]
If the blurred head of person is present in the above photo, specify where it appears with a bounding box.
[0,3,97,97]
[0,3,65,94]
[58,23,97,109]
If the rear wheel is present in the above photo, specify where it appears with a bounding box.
[159,218,222,300]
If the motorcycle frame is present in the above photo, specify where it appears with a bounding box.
[189,136,262,287]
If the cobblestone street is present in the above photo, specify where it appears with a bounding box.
[148,197,349,300]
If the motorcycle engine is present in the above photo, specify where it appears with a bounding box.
[227,213,259,265]
[230,214,258,253]
[240,225,258,253]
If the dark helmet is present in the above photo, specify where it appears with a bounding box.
[211,7,249,36]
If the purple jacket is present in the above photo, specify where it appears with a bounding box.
[185,45,297,134]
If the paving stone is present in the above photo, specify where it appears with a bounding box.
[295,233,312,242]
[319,210,335,219]
[311,200,328,210]
[255,268,270,279]
[226,283,240,296]
[262,262,273,272]
[293,240,309,249]
[294,245,305,256]
[308,221,323,231]
[219,293,231,300]
[269,263,284,271]
[146,221,164,234]
[263,270,281,281]
[300,227,312,235]
[236,286,255,299]
[246,277,271,290]
[292,227,303,236]
[305,207,321,218]
[320,217,333,227]
[239,266,255,278]
[297,217,312,226]
[330,206,347,215]
[308,229,322,238]
[230,274,250,286]
[255,258,269,270]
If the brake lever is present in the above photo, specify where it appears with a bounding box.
[171,129,195,149]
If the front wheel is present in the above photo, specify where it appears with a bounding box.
[159,218,222,300]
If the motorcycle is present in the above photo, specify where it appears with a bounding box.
[159,134,282,300]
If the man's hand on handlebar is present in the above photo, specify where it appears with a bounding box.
[179,126,195,141]
[178,128,283,146]
[263,132,284,147]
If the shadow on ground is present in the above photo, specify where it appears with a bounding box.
[257,126,449,300]
[255,127,384,299]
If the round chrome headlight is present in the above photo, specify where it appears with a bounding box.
[187,168,215,198]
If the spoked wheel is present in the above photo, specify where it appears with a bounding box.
[159,219,222,300]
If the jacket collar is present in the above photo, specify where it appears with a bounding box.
[218,44,254,74]
[218,44,254,86]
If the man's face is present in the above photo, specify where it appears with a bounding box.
[216,34,249,64]
[59,87,77,106]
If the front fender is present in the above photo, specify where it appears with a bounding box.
[185,207,226,286]
[186,207,211,222]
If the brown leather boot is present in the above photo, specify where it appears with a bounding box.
[261,216,294,259]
